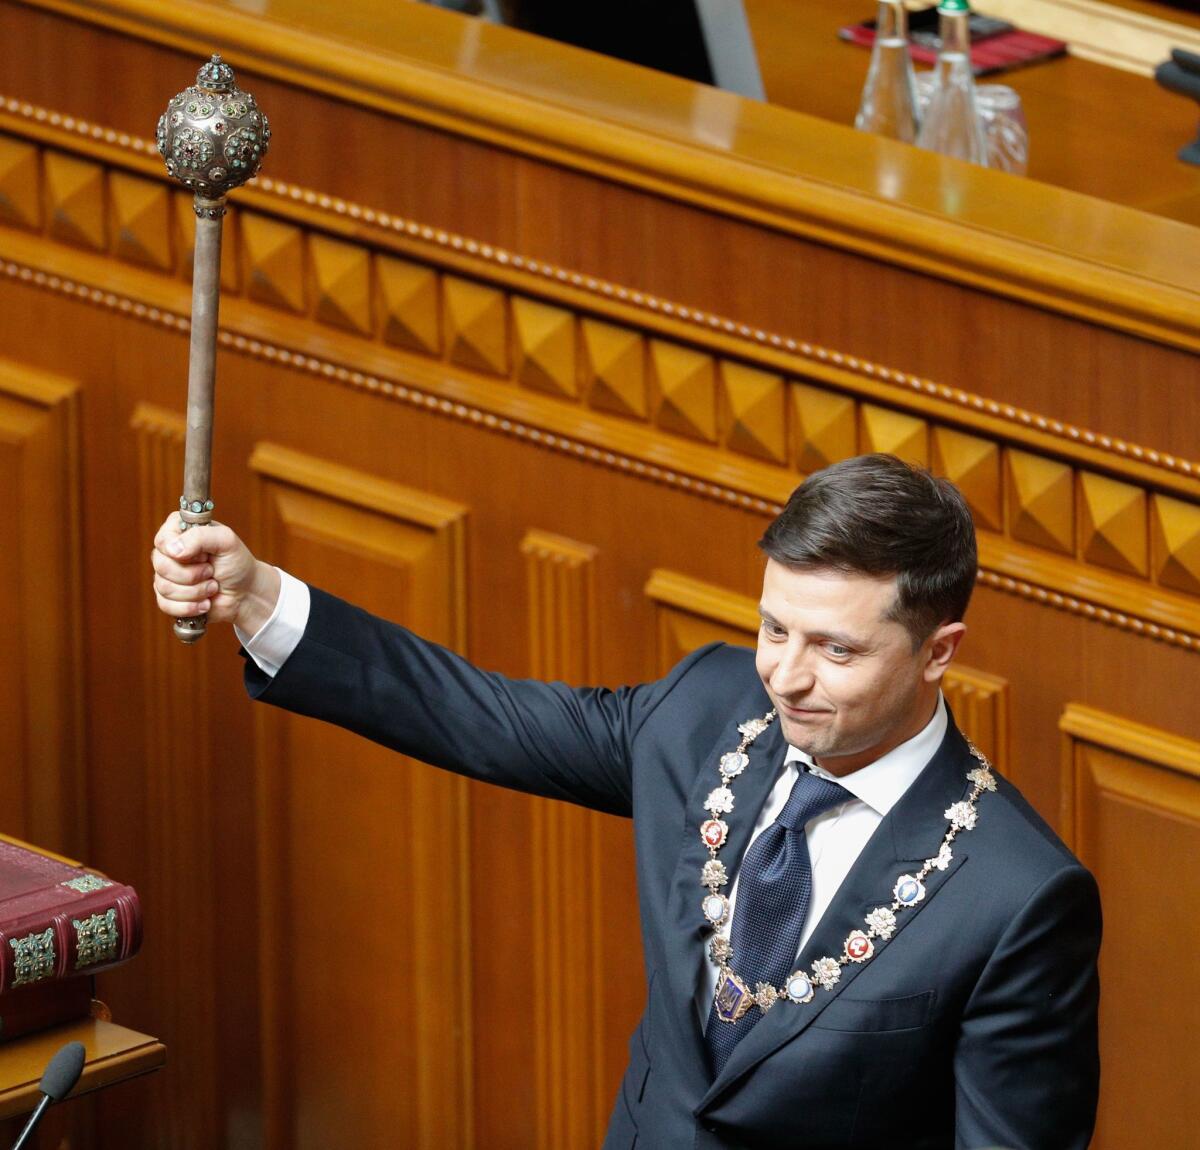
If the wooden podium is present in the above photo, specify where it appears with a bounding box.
[0,1011,164,1121]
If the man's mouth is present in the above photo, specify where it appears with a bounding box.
[777,701,832,717]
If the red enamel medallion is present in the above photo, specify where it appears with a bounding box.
[845,930,874,962]
[700,819,728,849]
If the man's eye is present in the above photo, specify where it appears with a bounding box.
[761,621,785,639]
[825,644,851,658]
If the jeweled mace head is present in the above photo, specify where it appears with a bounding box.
[157,54,270,198]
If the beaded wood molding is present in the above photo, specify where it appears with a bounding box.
[2,112,1200,649]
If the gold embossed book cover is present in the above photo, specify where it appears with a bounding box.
[0,833,142,998]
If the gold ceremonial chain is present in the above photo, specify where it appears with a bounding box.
[701,711,997,1023]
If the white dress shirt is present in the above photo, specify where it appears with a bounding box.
[235,568,310,676]
[237,574,945,1032]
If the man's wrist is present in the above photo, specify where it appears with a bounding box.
[237,561,282,637]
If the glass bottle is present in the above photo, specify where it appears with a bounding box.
[855,0,920,143]
[915,0,989,166]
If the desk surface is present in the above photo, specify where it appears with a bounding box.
[745,0,1200,225]
[0,1017,165,1120]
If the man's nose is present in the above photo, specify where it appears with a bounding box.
[771,646,816,697]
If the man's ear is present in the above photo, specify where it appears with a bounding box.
[923,622,966,683]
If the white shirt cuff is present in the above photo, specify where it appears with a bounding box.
[234,568,310,678]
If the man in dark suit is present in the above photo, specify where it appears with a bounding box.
[151,454,1100,1149]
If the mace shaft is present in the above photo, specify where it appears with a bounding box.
[174,197,226,644]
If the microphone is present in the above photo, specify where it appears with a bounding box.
[10,1041,86,1150]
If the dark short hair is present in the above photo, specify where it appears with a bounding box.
[759,454,977,644]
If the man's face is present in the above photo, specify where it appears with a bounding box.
[755,560,956,777]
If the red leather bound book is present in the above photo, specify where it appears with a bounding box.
[0,834,142,995]
[0,976,95,1042]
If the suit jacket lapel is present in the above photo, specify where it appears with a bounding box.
[661,708,784,1083]
[700,718,978,1109]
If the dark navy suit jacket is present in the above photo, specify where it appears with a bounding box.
[245,587,1101,1150]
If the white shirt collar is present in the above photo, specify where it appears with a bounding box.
[783,693,947,817]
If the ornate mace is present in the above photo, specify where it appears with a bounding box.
[156,55,270,643]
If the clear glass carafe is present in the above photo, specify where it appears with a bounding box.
[855,0,920,142]
[915,0,989,165]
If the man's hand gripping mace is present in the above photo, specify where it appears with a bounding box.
[157,55,270,643]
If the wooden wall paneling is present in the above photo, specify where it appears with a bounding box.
[644,568,1010,765]
[0,357,83,853]
[791,382,856,475]
[650,340,717,445]
[930,427,1003,533]
[1078,470,1148,578]
[130,401,219,1149]
[721,362,786,465]
[520,529,611,1149]
[581,318,645,420]
[8,0,1200,360]
[645,568,761,675]
[43,148,106,252]
[109,171,171,272]
[378,254,440,355]
[0,11,1195,1147]
[1151,492,1200,596]
[310,233,372,336]
[444,276,508,377]
[1059,705,1200,1149]
[858,403,928,467]
[5,105,1198,664]
[241,212,306,315]
[0,134,40,230]
[513,298,576,400]
[249,443,472,1150]
[938,664,1009,771]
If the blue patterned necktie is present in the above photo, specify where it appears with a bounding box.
[705,767,848,1074]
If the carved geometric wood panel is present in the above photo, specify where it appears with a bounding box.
[1151,493,1200,596]
[520,530,608,1150]
[110,172,172,271]
[44,150,106,251]
[931,427,1002,532]
[0,360,84,854]
[444,276,508,376]
[582,318,646,419]
[791,382,856,474]
[130,402,219,1150]
[0,136,41,230]
[311,234,372,335]
[1060,706,1200,1150]
[250,444,471,1150]
[513,297,577,398]
[1006,448,1075,556]
[378,256,440,355]
[650,340,716,443]
[241,211,306,314]
[1078,471,1147,577]
[859,404,928,467]
[722,361,786,463]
